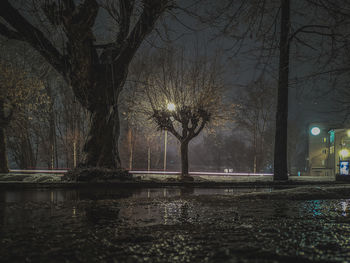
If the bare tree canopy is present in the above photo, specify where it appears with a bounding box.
[128,47,232,178]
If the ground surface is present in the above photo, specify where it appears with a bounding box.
[1,186,350,262]
[0,173,60,182]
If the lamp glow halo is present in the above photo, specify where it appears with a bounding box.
[311,127,321,136]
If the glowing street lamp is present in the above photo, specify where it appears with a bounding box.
[339,149,350,159]
[311,127,321,136]
[164,102,175,171]
[167,102,176,111]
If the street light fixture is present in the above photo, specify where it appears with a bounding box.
[164,102,175,171]
[311,127,321,136]
[167,102,176,111]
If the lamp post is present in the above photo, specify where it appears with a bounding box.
[164,103,175,171]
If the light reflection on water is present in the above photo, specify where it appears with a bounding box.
[340,200,350,216]
[297,199,350,218]
[1,187,271,203]
[2,189,350,229]
[0,187,271,228]
[2,189,350,262]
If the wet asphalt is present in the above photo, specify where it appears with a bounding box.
[1,187,350,262]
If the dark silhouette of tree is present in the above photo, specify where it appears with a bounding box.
[274,0,290,180]
[0,0,170,170]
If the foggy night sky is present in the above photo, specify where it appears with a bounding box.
[143,0,348,133]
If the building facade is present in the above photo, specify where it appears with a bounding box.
[308,123,350,176]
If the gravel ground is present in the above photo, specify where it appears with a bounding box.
[1,187,350,262]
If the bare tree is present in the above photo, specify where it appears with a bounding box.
[0,62,48,172]
[0,0,170,171]
[235,77,276,172]
[188,0,348,180]
[130,48,230,179]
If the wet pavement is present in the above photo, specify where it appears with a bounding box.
[1,187,350,262]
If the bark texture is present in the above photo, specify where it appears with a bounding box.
[274,0,290,181]
[180,141,189,176]
[84,101,121,168]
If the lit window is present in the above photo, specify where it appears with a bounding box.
[329,130,335,143]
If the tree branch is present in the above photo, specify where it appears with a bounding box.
[0,1,68,78]
[116,0,135,45]
[294,35,318,51]
[0,23,24,41]
[289,24,333,41]
[167,124,181,141]
[113,0,169,66]
[193,119,207,138]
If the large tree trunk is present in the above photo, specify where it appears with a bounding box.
[274,0,290,181]
[0,127,9,173]
[83,102,121,168]
[180,141,189,177]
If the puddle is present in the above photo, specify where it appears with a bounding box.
[1,188,350,262]
[1,187,272,203]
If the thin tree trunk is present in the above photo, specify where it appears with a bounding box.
[274,0,290,181]
[147,146,151,171]
[253,122,257,173]
[180,141,189,177]
[0,99,9,173]
[0,127,9,173]
[19,132,35,169]
[49,108,56,169]
[128,128,133,170]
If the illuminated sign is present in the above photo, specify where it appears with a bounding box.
[329,130,334,143]
[311,127,321,136]
[340,161,350,175]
